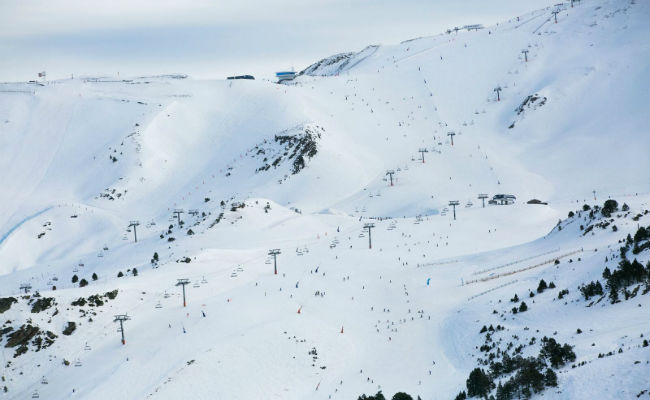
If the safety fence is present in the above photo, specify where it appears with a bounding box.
[472,248,560,276]
[464,249,583,286]
[467,279,518,301]
[417,259,458,268]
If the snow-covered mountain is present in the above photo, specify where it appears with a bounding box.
[0,0,648,399]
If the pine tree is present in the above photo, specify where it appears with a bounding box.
[79,278,88,288]
[71,274,78,283]
[92,273,98,281]
[544,368,558,387]
[132,268,138,276]
[466,368,492,399]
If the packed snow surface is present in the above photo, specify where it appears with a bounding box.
[0,0,648,399]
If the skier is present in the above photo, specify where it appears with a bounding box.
[201,310,206,317]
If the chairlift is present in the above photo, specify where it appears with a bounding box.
[192,281,200,288]
[201,276,208,284]
[41,376,48,385]
[329,244,336,249]
[236,267,243,272]
[47,280,53,286]
[103,245,109,251]
[32,391,40,399]
[74,359,82,367]
[84,342,91,351]
[230,273,238,278]
[79,262,84,267]
[163,292,170,298]
[52,276,58,281]
[73,267,79,273]
[97,253,103,258]
[155,302,163,309]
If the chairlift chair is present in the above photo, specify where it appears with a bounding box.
[74,359,82,367]
[32,391,40,399]
[41,376,48,385]
[155,302,163,309]
[84,342,91,351]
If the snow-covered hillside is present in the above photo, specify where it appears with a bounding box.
[0,0,648,399]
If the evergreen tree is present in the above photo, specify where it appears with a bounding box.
[92,272,98,281]
[71,274,78,283]
[544,368,558,387]
[519,302,528,312]
[117,271,124,278]
[392,393,413,400]
[602,199,618,217]
[515,358,545,395]
[466,368,492,399]
[537,279,547,293]
[132,268,138,276]
[79,278,88,287]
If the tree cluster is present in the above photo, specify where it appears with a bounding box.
[579,281,603,300]
[456,337,574,400]
[602,258,649,302]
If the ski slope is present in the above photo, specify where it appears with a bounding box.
[0,0,648,399]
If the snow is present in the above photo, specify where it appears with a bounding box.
[0,0,648,399]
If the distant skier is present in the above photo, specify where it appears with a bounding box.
[201,310,206,317]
